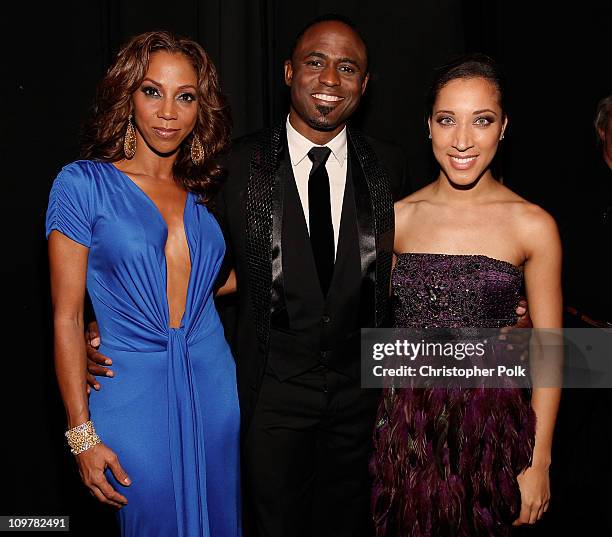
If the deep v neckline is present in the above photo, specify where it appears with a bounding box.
[108,161,194,330]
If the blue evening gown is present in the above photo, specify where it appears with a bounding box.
[46,160,241,537]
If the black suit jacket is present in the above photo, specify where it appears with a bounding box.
[215,122,412,431]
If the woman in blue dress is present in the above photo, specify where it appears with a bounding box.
[46,31,241,537]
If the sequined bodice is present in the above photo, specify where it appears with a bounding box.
[392,253,522,328]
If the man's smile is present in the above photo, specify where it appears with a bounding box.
[311,93,344,103]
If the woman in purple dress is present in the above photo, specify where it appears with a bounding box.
[371,54,562,536]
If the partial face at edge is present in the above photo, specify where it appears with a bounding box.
[131,51,199,157]
[429,77,507,187]
[599,112,612,168]
[284,21,369,138]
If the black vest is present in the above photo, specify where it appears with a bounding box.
[242,124,394,391]
[267,146,363,381]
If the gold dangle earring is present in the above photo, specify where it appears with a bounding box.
[124,114,137,159]
[190,133,204,165]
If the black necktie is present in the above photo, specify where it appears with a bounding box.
[307,146,334,296]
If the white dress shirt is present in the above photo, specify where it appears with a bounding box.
[286,116,348,258]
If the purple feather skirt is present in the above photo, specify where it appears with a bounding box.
[371,387,535,536]
[371,254,537,536]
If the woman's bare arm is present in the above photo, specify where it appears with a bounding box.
[49,231,130,508]
[49,231,91,429]
[523,208,563,461]
[515,207,563,525]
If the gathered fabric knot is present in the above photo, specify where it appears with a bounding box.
[167,328,210,536]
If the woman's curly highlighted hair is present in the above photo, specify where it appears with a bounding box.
[82,30,231,204]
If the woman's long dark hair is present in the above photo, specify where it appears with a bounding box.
[82,31,231,204]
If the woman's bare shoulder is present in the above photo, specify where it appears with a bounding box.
[394,182,436,217]
[517,203,559,242]
[498,187,559,248]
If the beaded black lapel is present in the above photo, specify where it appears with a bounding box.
[245,124,283,347]
[347,127,394,327]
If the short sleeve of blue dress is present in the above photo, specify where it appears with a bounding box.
[46,162,93,247]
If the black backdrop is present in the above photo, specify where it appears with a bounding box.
[4,1,611,535]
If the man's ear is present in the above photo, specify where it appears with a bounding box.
[598,127,606,143]
[284,60,293,87]
[361,72,370,95]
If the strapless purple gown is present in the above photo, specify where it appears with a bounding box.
[371,253,535,537]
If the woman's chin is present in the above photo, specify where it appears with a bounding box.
[443,169,485,190]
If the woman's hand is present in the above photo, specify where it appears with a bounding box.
[513,462,550,525]
[75,443,131,508]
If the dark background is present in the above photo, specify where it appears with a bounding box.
[4,1,610,535]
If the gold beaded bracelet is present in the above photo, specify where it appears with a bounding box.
[65,420,102,455]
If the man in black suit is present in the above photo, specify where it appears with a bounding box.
[86,14,411,537]
[215,15,411,537]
